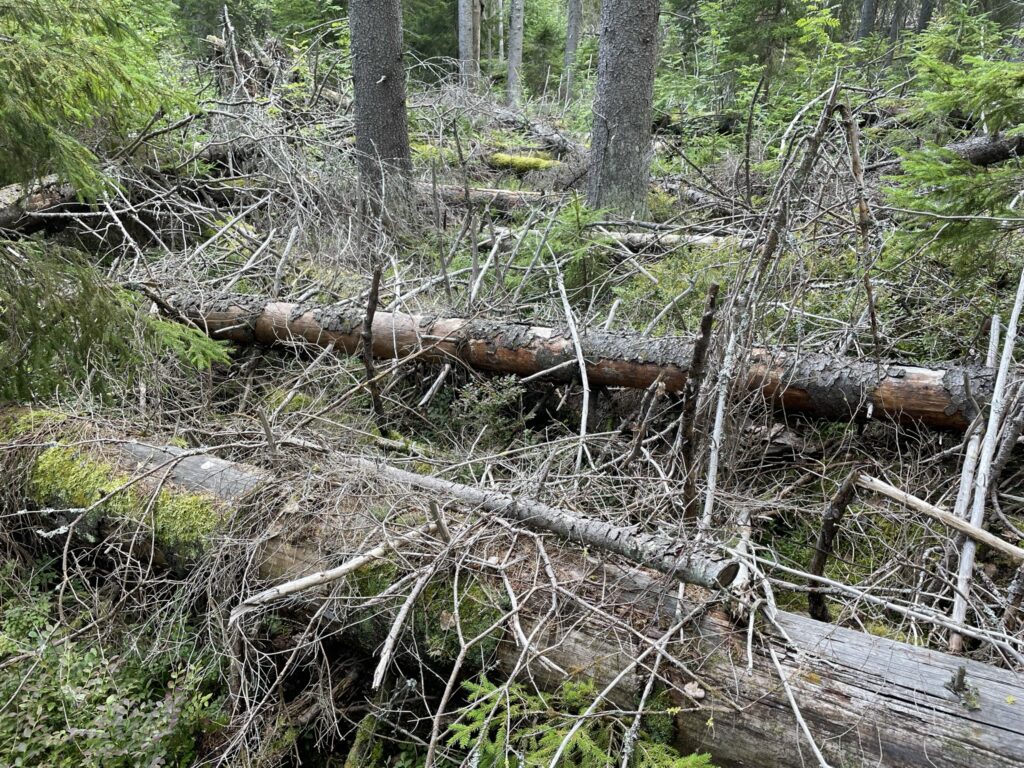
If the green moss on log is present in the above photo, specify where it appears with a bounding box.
[27,444,222,559]
[486,152,558,173]
[343,713,385,768]
[0,409,67,440]
[349,558,507,664]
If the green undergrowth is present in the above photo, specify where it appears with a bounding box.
[762,494,928,637]
[1,242,231,402]
[0,564,226,768]
[343,677,714,768]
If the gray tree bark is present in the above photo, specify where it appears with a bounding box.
[473,0,482,69]
[916,0,935,31]
[586,0,659,217]
[497,0,504,62]
[458,0,478,84]
[507,0,525,105]
[561,0,583,101]
[857,0,878,39]
[349,0,411,198]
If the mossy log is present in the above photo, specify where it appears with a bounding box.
[5,412,1023,768]
[485,152,560,173]
[166,292,994,431]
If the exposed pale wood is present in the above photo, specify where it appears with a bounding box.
[166,292,996,431]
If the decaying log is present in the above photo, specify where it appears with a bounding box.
[482,225,753,251]
[0,175,78,234]
[493,105,586,158]
[947,134,1024,167]
[419,183,556,211]
[7,419,1023,768]
[165,292,995,431]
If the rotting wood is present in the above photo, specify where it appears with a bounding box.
[163,292,996,432]
[7,422,1023,768]
[947,133,1024,167]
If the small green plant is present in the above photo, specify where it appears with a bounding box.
[453,375,526,449]
[445,677,715,768]
[0,565,226,768]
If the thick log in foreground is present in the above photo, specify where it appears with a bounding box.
[170,293,995,431]
[7,419,1023,768]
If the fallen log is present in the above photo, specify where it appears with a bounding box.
[6,414,1022,768]
[947,134,1024,167]
[483,224,754,251]
[164,292,994,431]
[492,105,586,158]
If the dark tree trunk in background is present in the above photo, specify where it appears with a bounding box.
[507,0,524,105]
[561,0,583,101]
[857,0,877,39]
[916,0,934,31]
[458,0,478,84]
[349,0,411,199]
[587,0,659,217]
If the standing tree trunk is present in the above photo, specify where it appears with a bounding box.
[473,0,483,75]
[916,0,934,32]
[349,0,411,201]
[458,0,478,85]
[507,0,525,106]
[856,0,878,39]
[497,0,504,63]
[586,0,659,217]
[561,0,583,102]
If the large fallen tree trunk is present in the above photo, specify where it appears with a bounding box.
[6,414,1022,768]
[947,133,1024,167]
[165,292,994,431]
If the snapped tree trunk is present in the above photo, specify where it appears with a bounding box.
[349,0,412,200]
[506,0,525,106]
[948,134,1024,167]
[7,416,1023,768]
[163,293,994,431]
[587,0,659,217]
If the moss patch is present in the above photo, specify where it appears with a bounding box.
[0,409,67,440]
[348,559,507,665]
[486,152,558,173]
[28,444,222,559]
[417,575,507,663]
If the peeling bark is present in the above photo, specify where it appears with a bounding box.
[168,293,995,431]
